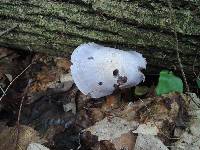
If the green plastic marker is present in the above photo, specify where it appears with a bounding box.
[156,70,183,96]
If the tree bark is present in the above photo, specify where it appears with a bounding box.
[0,0,199,78]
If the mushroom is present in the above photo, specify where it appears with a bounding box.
[70,43,147,98]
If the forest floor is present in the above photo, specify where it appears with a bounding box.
[0,47,200,150]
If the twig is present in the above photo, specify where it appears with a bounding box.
[192,51,200,80]
[0,86,5,94]
[167,0,200,107]
[167,0,190,93]
[0,63,32,102]
[15,80,31,149]
[15,96,25,150]
[0,25,18,37]
[76,132,82,150]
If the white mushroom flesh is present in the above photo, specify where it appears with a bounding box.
[71,43,147,98]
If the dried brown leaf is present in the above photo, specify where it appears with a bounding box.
[55,58,71,71]
[0,125,43,150]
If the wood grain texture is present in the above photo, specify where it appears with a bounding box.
[0,0,199,78]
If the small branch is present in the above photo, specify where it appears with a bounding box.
[167,0,190,93]
[192,51,200,80]
[0,63,32,102]
[15,80,31,149]
[0,86,5,94]
[0,25,18,37]
[167,0,200,107]
[76,132,82,150]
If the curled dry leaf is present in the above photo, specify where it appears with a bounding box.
[27,143,50,150]
[92,140,116,150]
[112,132,137,150]
[0,47,14,58]
[84,117,139,141]
[101,94,121,111]
[55,57,71,71]
[27,56,74,104]
[132,122,159,136]
[134,134,168,150]
[0,125,44,150]
[87,107,105,123]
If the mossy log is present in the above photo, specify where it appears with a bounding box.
[0,0,199,80]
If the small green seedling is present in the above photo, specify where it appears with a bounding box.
[156,70,183,96]
[135,86,149,96]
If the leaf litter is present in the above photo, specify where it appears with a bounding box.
[0,46,199,150]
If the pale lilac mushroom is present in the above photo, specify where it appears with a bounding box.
[70,43,147,98]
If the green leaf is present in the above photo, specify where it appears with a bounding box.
[197,78,200,89]
[156,70,183,96]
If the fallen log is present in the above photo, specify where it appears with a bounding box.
[0,0,199,80]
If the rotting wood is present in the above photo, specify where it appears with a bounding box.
[0,0,199,79]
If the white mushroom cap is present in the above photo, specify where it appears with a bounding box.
[70,43,147,98]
